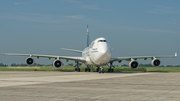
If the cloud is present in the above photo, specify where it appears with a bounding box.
[15,3,20,5]
[14,2,31,5]
[0,13,68,23]
[82,4,102,10]
[0,13,92,24]
[145,8,169,14]
[155,5,170,9]
[145,5,180,14]
[64,0,80,3]
[170,20,180,26]
[145,10,160,14]
[63,15,84,19]
[145,5,169,14]
[128,27,180,34]
[64,0,103,10]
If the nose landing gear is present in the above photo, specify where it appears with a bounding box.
[98,66,104,73]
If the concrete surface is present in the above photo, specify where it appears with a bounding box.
[0,71,180,101]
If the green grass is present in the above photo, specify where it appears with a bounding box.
[0,66,179,72]
[146,67,180,72]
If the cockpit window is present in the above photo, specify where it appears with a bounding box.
[98,40,107,42]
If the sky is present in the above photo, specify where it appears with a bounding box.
[0,0,180,66]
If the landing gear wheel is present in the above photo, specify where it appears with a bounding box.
[85,68,87,72]
[96,69,99,72]
[77,68,80,72]
[88,68,91,72]
[75,68,77,71]
[108,69,110,72]
[108,68,114,72]
[102,69,104,73]
[99,69,101,73]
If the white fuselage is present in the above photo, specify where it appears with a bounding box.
[82,37,111,66]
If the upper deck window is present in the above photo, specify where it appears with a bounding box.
[98,40,107,42]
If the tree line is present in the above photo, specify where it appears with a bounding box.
[0,63,8,67]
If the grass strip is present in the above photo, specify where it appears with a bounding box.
[0,66,180,72]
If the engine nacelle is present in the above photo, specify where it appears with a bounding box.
[151,59,161,67]
[25,57,34,65]
[53,60,62,68]
[129,61,139,69]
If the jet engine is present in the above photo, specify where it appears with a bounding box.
[129,61,139,69]
[53,60,62,68]
[151,59,161,67]
[26,57,34,65]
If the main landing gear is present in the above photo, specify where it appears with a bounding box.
[75,68,80,72]
[85,65,91,72]
[74,61,81,72]
[74,62,91,72]
[108,68,114,72]
[108,62,115,72]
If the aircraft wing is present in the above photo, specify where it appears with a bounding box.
[110,53,177,62]
[61,48,83,53]
[3,53,86,62]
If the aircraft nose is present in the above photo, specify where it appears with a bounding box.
[100,48,107,54]
[99,47,110,57]
[98,47,111,63]
[99,43,110,55]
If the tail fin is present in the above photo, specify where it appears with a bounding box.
[87,25,90,47]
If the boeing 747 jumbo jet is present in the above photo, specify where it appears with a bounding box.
[3,25,177,73]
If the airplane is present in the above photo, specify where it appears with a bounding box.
[3,25,178,73]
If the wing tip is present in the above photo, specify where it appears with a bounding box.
[175,52,178,57]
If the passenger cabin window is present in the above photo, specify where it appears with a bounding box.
[98,40,107,42]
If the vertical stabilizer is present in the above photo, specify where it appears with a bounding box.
[87,25,90,47]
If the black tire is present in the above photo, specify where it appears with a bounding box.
[75,68,77,71]
[99,69,101,73]
[85,68,87,72]
[102,69,104,73]
[108,69,110,72]
[112,69,114,72]
[77,68,80,72]
[96,69,99,72]
[88,68,91,72]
